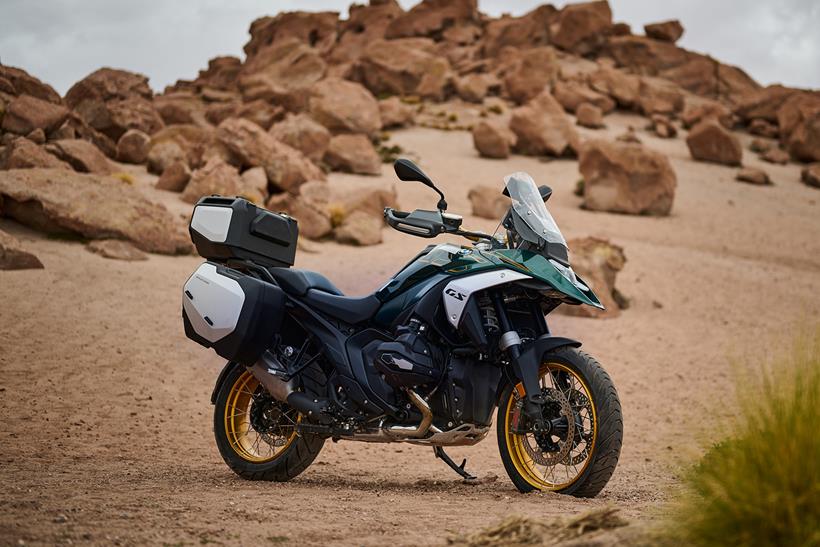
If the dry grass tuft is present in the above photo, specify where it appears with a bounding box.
[327,203,346,228]
[110,171,135,185]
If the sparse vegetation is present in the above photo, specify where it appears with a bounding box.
[111,171,136,185]
[327,203,346,228]
[662,328,820,546]
[574,179,585,197]
[378,143,404,164]
[487,104,504,115]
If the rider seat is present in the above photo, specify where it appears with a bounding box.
[268,268,381,324]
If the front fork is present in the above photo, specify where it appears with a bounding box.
[491,292,547,426]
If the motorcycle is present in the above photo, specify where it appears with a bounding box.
[181,159,622,496]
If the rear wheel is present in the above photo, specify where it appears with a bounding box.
[496,347,622,497]
[213,365,324,481]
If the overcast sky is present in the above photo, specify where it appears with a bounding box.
[1,0,818,96]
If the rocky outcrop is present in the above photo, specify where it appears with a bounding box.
[181,157,263,204]
[553,80,615,114]
[0,65,61,104]
[510,92,580,157]
[329,1,404,64]
[776,92,820,162]
[468,185,508,219]
[335,210,383,246]
[0,168,190,254]
[561,237,626,319]
[0,228,44,270]
[1,95,69,135]
[579,139,677,216]
[46,139,112,174]
[116,129,151,164]
[550,1,612,55]
[638,77,684,116]
[472,120,516,159]
[734,85,799,124]
[736,167,770,185]
[216,117,324,192]
[308,78,381,136]
[146,124,219,174]
[269,113,331,163]
[588,67,640,109]
[64,68,164,141]
[379,97,416,128]
[385,0,479,40]
[644,20,684,43]
[454,73,500,103]
[324,134,382,175]
[685,119,742,166]
[1,138,71,170]
[501,47,558,105]
[86,239,148,261]
[357,38,451,100]
[266,185,333,240]
[680,98,732,129]
[244,11,339,58]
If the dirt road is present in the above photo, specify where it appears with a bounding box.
[2,115,819,545]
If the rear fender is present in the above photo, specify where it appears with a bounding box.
[211,361,241,404]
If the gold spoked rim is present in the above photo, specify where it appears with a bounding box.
[224,370,300,463]
[504,363,597,490]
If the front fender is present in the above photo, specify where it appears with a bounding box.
[496,335,582,402]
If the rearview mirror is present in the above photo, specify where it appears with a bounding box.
[393,159,448,212]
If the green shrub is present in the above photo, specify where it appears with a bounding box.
[664,328,820,546]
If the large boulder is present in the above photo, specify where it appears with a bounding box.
[561,237,626,319]
[154,93,208,126]
[549,0,612,55]
[146,124,220,174]
[468,185,508,219]
[454,73,500,103]
[472,120,516,159]
[64,68,164,141]
[0,169,190,254]
[116,129,151,164]
[324,134,382,175]
[638,77,685,116]
[216,117,324,192]
[588,67,640,109]
[0,228,44,270]
[480,5,556,57]
[643,20,684,43]
[46,140,112,174]
[335,210,383,246]
[358,38,452,100]
[553,80,615,113]
[266,186,333,240]
[1,138,71,170]
[308,78,381,136]
[155,161,191,192]
[385,0,478,39]
[379,97,416,128]
[576,103,604,129]
[501,47,558,105]
[685,119,743,166]
[181,157,264,204]
[510,91,580,157]
[244,12,339,58]
[239,39,327,111]
[579,139,677,216]
[0,65,61,104]
[681,97,732,129]
[329,0,404,64]
[1,95,69,135]
[776,92,820,162]
[734,84,800,124]
[269,113,331,163]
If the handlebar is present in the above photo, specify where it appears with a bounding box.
[384,207,495,243]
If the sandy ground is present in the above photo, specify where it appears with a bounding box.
[1,112,819,546]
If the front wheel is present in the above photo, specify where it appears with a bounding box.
[497,347,622,497]
[213,365,324,481]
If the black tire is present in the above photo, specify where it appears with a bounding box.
[213,363,325,481]
[496,346,622,497]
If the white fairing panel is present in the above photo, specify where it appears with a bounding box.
[442,270,531,327]
[190,206,233,243]
[182,263,245,343]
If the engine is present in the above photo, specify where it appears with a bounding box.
[374,319,444,388]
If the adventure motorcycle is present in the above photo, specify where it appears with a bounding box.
[182,159,622,496]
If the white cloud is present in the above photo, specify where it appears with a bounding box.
[0,0,817,96]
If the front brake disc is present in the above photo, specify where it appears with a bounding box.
[522,388,575,466]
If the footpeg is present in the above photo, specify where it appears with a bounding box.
[433,446,477,481]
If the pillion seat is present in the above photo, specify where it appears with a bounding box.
[268,268,381,324]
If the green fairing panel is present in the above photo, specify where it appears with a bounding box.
[482,249,604,309]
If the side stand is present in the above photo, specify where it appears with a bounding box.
[433,446,476,481]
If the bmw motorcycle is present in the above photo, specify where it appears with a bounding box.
[182,159,622,496]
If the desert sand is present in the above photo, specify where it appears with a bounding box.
[1,112,819,545]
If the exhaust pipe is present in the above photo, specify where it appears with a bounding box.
[247,351,334,425]
[385,389,433,439]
